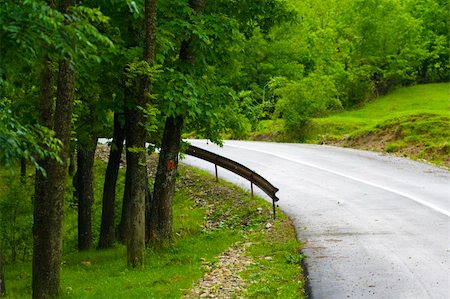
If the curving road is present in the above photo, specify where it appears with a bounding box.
[182,140,450,299]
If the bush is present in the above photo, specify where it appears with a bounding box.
[0,174,33,263]
[273,74,342,140]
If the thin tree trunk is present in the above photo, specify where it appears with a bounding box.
[145,177,152,244]
[149,116,183,246]
[33,0,75,294]
[20,157,26,183]
[75,136,97,251]
[0,251,5,297]
[98,113,125,249]
[118,106,132,244]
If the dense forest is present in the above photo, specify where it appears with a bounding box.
[0,0,448,297]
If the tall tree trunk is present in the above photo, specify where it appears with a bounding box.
[121,0,157,267]
[123,107,147,266]
[0,251,5,297]
[33,1,75,296]
[74,136,97,251]
[32,59,56,298]
[149,116,183,246]
[149,0,202,248]
[74,100,98,251]
[33,58,75,298]
[98,113,125,249]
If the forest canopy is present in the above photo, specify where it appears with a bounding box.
[1,0,448,141]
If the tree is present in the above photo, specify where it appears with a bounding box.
[98,113,125,248]
[150,0,204,247]
[32,0,76,296]
[236,0,441,138]
[73,70,110,251]
[149,115,183,246]
[408,0,449,82]
[0,102,61,299]
[122,0,157,267]
[149,0,294,246]
[73,101,98,251]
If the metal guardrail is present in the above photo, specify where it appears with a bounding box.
[185,145,280,218]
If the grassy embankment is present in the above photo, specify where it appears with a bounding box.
[1,156,305,298]
[253,83,450,167]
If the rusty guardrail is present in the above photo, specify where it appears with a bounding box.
[185,145,280,218]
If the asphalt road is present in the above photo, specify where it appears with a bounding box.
[182,140,450,299]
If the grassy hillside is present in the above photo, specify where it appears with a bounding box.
[250,83,449,167]
[310,83,449,167]
[312,83,449,135]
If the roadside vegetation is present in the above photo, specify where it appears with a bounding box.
[313,83,449,167]
[250,83,450,168]
[1,152,305,298]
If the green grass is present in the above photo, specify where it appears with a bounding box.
[1,157,305,298]
[242,215,305,298]
[308,83,450,166]
[5,231,239,299]
[312,83,449,138]
[248,119,286,141]
[249,83,449,166]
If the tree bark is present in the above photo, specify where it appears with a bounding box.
[98,113,125,249]
[123,106,147,266]
[149,116,183,246]
[149,0,202,248]
[74,136,97,251]
[74,100,98,251]
[33,0,75,295]
[33,57,75,298]
[120,0,157,267]
[68,150,77,177]
[118,105,132,244]
[32,58,56,299]
[37,59,54,129]
[145,177,152,244]
[20,157,26,183]
[0,251,5,297]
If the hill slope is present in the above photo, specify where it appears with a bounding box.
[311,83,449,167]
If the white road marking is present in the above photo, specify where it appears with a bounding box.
[224,143,450,217]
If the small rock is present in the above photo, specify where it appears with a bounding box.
[265,222,273,229]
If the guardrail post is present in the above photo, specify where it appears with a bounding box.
[250,173,254,199]
[214,164,218,182]
[272,199,276,219]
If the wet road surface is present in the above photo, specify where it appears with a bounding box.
[182,140,450,299]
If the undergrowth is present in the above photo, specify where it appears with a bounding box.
[1,155,305,298]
